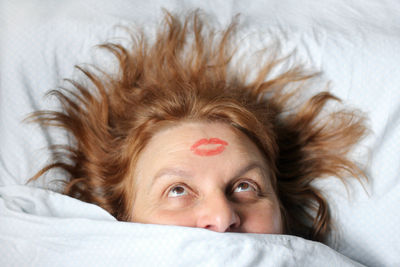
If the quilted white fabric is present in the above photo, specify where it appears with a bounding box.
[0,185,363,267]
[1,0,399,266]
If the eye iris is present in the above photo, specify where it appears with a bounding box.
[239,182,249,190]
[172,186,185,195]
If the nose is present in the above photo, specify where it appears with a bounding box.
[196,191,240,232]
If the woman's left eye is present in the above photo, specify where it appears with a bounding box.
[233,181,257,193]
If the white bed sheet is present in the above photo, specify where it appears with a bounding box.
[0,185,363,267]
[1,0,399,266]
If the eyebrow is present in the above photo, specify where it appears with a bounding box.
[151,167,194,187]
[234,162,268,181]
[150,162,268,188]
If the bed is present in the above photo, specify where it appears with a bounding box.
[1,1,399,266]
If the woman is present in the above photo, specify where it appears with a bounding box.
[28,11,367,243]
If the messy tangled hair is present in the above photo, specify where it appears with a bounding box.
[28,11,367,242]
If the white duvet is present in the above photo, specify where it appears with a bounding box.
[1,0,400,266]
[0,185,363,267]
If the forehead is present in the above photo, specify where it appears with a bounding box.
[135,122,267,172]
[146,122,261,157]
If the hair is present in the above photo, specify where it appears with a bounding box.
[27,11,367,242]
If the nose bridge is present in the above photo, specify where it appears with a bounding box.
[196,189,240,232]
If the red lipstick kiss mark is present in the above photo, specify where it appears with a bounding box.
[190,138,228,156]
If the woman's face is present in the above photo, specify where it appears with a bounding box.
[131,122,282,234]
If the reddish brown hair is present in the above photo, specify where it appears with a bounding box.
[27,11,367,242]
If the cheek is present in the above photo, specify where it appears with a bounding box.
[139,207,198,227]
[241,202,282,234]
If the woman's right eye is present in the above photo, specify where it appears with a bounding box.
[167,185,188,197]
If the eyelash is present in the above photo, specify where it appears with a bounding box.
[166,180,260,198]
